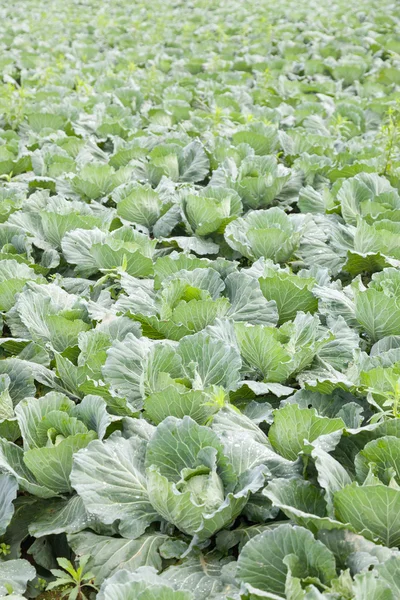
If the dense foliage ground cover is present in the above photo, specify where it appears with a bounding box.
[2,0,400,597]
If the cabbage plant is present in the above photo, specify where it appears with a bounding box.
[70,416,268,540]
[224,207,301,262]
[228,155,291,209]
[182,187,242,236]
[353,268,400,341]
[0,393,108,496]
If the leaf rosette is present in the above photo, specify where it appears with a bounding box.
[225,207,301,263]
[145,416,267,540]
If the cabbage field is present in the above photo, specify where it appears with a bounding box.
[2,0,400,597]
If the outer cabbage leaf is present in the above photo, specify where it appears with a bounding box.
[0,473,18,535]
[268,404,345,460]
[334,483,400,547]
[68,531,168,584]
[70,434,158,539]
[0,560,36,596]
[237,524,336,596]
[259,270,318,324]
[98,567,193,600]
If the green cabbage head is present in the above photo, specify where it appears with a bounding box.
[145,416,266,539]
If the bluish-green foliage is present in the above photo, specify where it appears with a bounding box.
[1,0,400,598]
